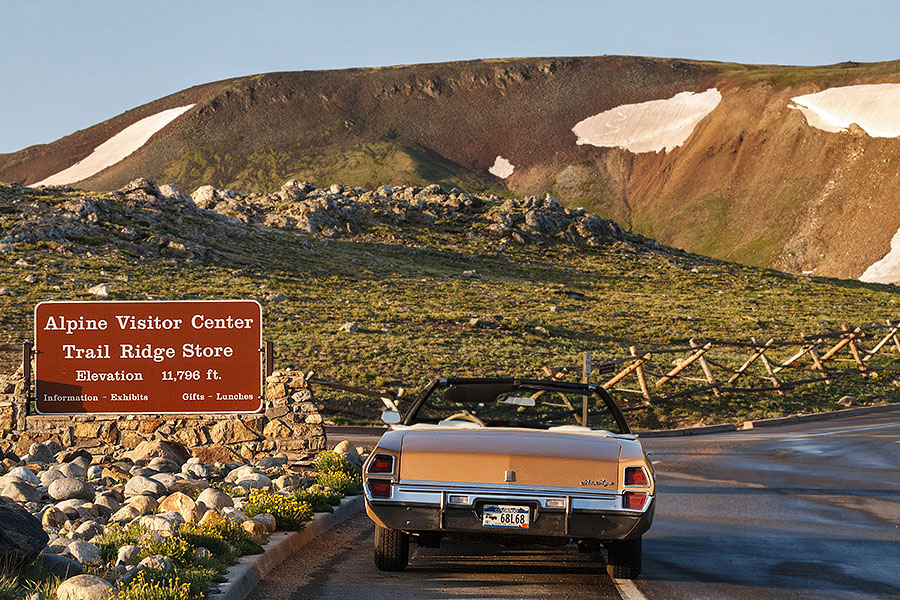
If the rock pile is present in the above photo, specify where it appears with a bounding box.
[0,435,366,598]
[0,177,661,262]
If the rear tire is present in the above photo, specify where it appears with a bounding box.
[374,524,409,571]
[606,537,641,579]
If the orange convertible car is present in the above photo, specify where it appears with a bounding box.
[363,378,655,579]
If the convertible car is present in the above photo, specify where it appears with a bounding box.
[363,377,655,579]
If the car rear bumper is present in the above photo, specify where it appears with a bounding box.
[365,481,653,541]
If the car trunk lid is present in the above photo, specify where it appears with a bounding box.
[398,428,620,489]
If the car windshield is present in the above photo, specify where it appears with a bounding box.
[407,381,627,433]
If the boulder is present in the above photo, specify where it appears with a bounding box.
[42,506,67,528]
[49,478,95,501]
[126,494,158,514]
[58,463,86,479]
[109,505,141,523]
[136,512,184,533]
[234,473,272,490]
[67,541,101,565]
[147,457,180,473]
[149,472,177,491]
[27,443,55,464]
[333,440,362,467]
[39,469,65,487]
[195,487,233,512]
[181,462,209,479]
[242,519,267,540]
[8,466,40,485]
[72,521,104,542]
[35,553,82,578]
[158,491,196,514]
[0,494,48,567]
[1,480,42,503]
[138,554,173,571]
[252,513,277,533]
[55,574,112,600]
[116,545,141,567]
[192,444,243,465]
[125,440,190,466]
[124,476,167,498]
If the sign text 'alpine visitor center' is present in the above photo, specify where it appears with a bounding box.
[34,300,263,414]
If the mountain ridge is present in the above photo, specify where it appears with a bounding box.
[5,55,900,280]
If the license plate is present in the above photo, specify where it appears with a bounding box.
[482,504,530,529]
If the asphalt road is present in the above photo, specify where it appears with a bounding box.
[273,409,900,599]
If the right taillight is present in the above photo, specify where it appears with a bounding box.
[368,454,395,474]
[624,491,648,510]
[368,478,392,499]
[624,466,649,487]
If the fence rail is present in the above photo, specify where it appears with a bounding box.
[545,320,900,407]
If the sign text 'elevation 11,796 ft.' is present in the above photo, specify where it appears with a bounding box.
[34,300,263,414]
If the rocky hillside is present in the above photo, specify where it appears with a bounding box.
[1,178,898,428]
[5,56,900,280]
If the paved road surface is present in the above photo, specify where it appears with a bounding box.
[281,408,900,599]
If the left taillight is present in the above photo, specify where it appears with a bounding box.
[368,478,392,499]
[368,454,395,474]
[624,491,648,510]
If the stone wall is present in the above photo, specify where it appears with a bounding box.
[0,369,325,463]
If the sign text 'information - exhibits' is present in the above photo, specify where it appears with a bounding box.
[34,300,263,414]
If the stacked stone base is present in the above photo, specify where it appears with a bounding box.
[0,370,325,463]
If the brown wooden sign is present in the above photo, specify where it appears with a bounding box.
[34,300,263,414]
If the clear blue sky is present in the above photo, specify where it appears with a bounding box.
[2,0,899,153]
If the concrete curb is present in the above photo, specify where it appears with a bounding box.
[208,494,365,600]
[739,402,900,429]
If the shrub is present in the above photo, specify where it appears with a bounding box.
[93,522,149,562]
[110,569,192,600]
[138,533,193,567]
[313,451,361,477]
[243,489,313,531]
[180,521,263,556]
[316,470,363,496]
[294,487,343,513]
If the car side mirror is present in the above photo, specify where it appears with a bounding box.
[381,410,402,425]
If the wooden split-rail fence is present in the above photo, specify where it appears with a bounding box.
[543,321,900,408]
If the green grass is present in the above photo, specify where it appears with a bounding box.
[1,184,899,428]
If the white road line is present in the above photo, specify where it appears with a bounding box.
[793,422,900,438]
[613,577,649,600]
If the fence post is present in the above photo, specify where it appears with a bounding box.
[842,324,867,372]
[690,339,720,396]
[753,337,784,395]
[630,346,652,404]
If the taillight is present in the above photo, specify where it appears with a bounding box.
[624,467,649,486]
[368,478,391,499]
[624,492,648,510]
[368,454,394,474]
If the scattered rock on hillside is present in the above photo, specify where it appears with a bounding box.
[87,283,109,297]
[338,321,359,333]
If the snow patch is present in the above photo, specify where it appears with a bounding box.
[34,104,195,187]
[860,227,900,283]
[489,156,515,179]
[572,88,721,153]
[791,84,900,137]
